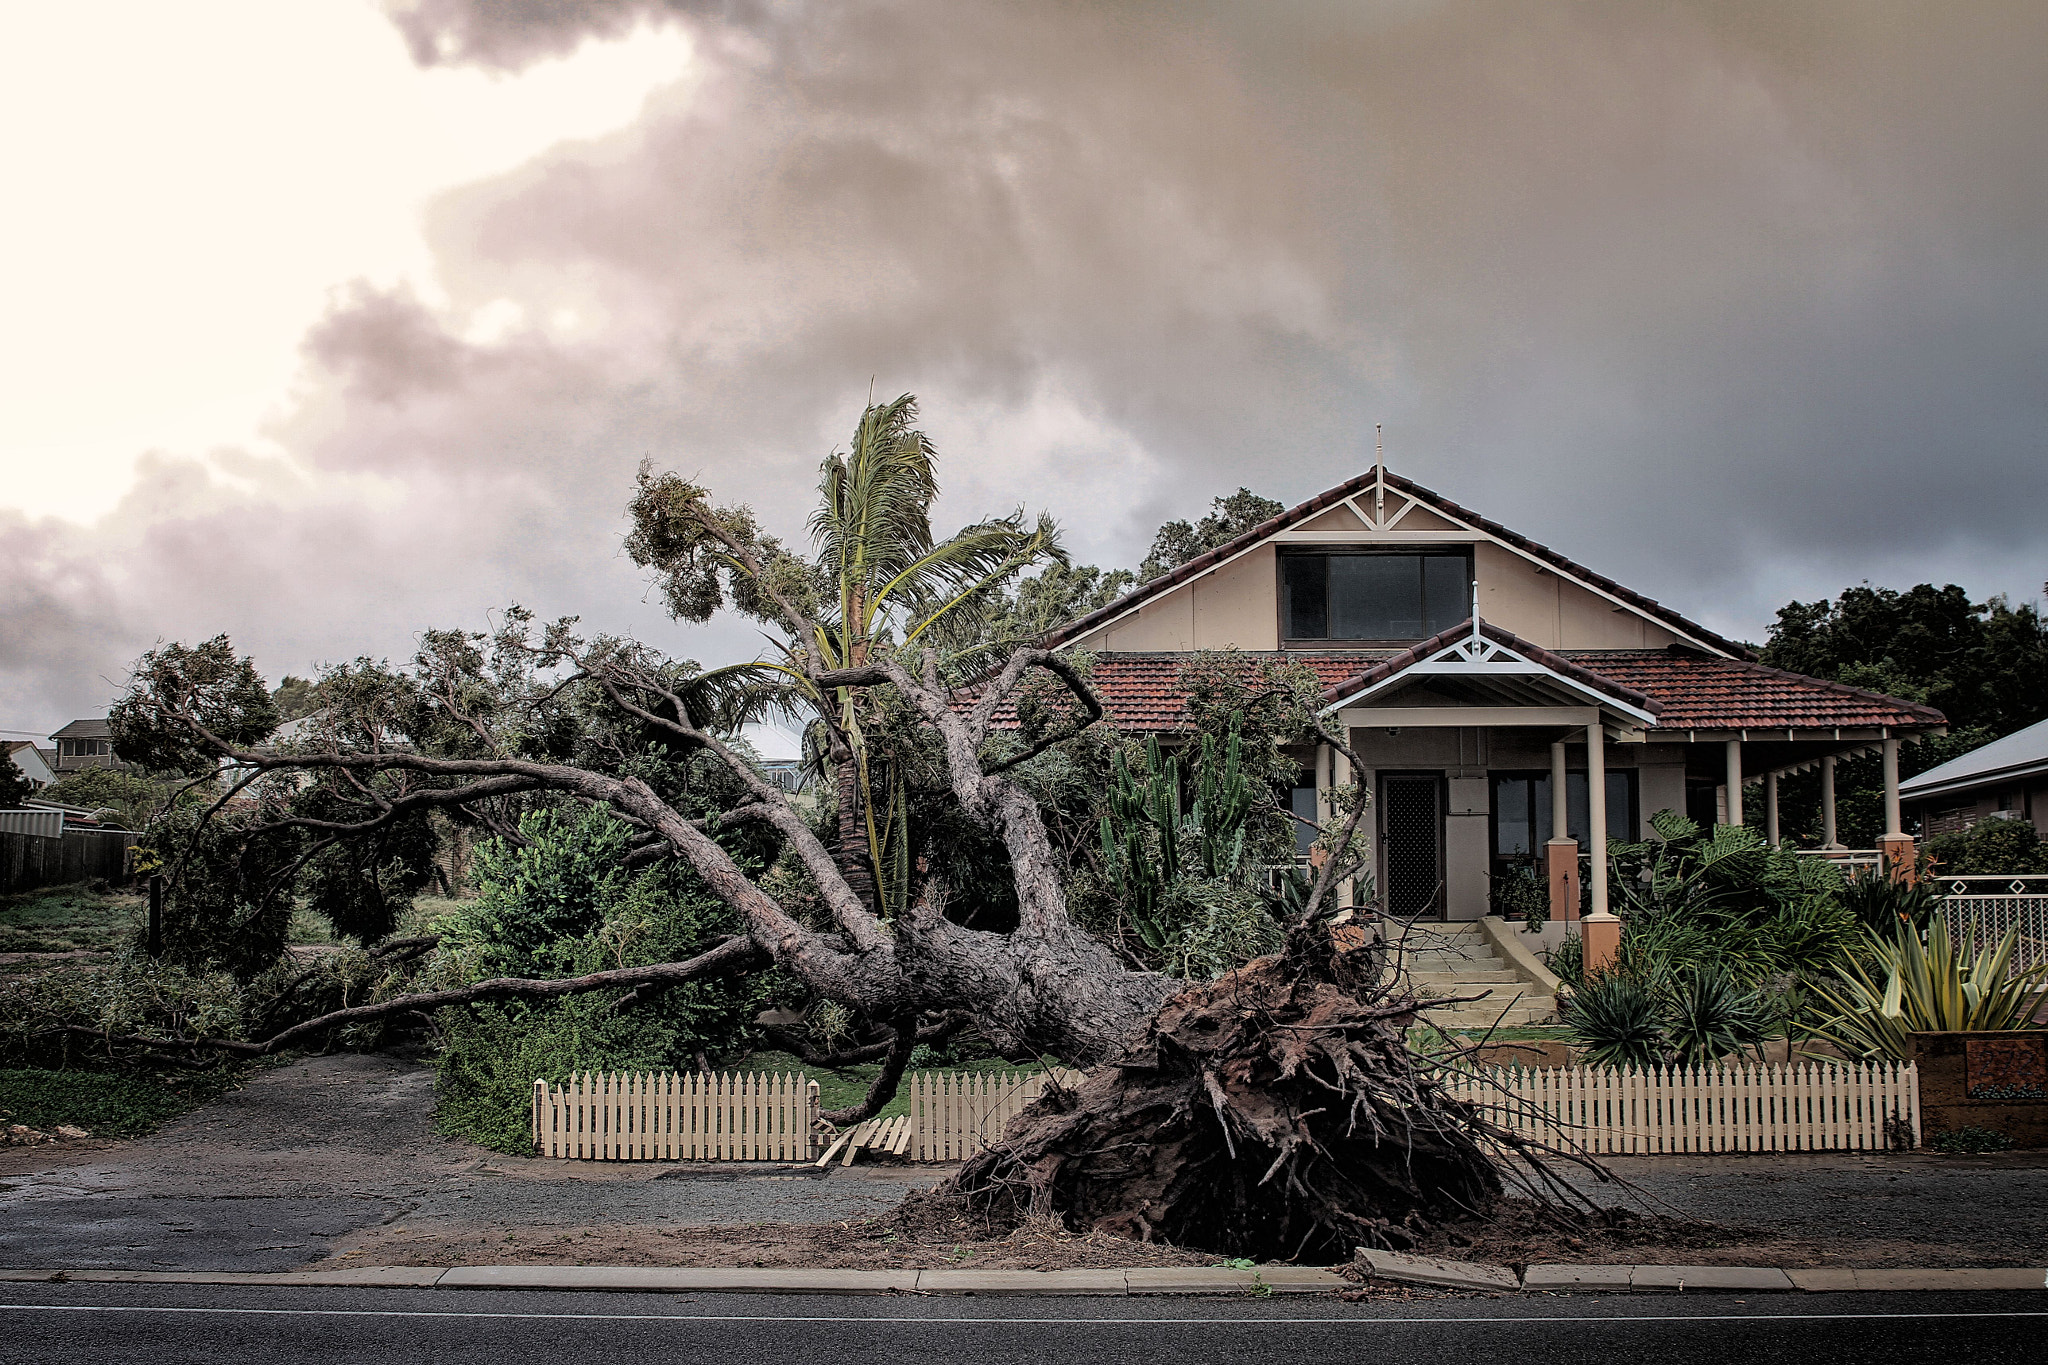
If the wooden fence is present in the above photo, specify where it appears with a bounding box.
[532,1071,821,1161]
[1443,1061,1920,1153]
[533,1066,1085,1162]
[1,828,137,895]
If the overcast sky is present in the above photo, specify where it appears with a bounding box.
[4,0,2045,752]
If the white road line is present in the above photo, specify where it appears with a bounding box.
[1,1305,2045,1326]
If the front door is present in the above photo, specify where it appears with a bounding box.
[1380,771,1445,921]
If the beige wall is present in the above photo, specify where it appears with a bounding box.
[1475,542,1681,650]
[1070,544,1278,651]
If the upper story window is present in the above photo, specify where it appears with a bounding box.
[1280,550,1471,644]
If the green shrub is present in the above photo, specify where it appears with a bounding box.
[1924,818,2048,876]
[1802,913,2047,1060]
[1564,966,1776,1069]
[430,805,779,1153]
[0,1068,193,1137]
[1927,1125,2013,1155]
[1565,973,1664,1068]
[1838,871,1938,935]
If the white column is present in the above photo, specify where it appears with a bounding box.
[1332,739,1355,910]
[1882,736,1903,837]
[1765,771,1780,848]
[1821,755,1839,848]
[1586,722,1608,917]
[1550,739,1570,842]
[1724,738,1743,827]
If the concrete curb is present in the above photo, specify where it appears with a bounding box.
[1,1261,2042,1296]
[0,1265,1344,1296]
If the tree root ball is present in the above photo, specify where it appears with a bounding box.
[945,924,1512,1262]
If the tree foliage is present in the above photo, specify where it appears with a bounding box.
[1138,487,1285,581]
[1759,583,2048,846]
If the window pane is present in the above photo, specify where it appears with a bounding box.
[1282,555,1327,638]
[1331,555,1421,638]
[1494,777,1531,856]
[1422,556,1470,634]
[1290,783,1319,855]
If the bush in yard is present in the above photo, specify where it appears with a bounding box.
[1801,912,2047,1060]
[0,1068,193,1137]
[1924,817,2048,876]
[1563,966,1777,1068]
[1927,1125,2014,1155]
[431,805,780,1153]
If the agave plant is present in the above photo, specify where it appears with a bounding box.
[1562,972,1665,1068]
[1803,912,2048,1060]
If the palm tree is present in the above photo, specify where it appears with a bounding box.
[705,394,1065,914]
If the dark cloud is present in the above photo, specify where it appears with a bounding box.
[7,0,2045,729]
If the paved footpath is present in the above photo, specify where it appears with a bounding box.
[3,1284,2045,1365]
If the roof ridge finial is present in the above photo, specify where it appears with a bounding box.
[1471,579,1482,644]
[1373,423,1385,526]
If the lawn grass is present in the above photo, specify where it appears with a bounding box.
[0,1068,199,1137]
[734,1049,1053,1118]
[0,882,143,955]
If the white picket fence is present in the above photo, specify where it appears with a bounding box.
[532,1066,1083,1162]
[907,1067,1083,1161]
[532,1071,821,1161]
[1444,1061,1919,1154]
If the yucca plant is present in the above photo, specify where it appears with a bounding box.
[1804,912,2048,1060]
[1563,973,1665,1068]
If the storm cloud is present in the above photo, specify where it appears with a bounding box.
[6,0,2045,730]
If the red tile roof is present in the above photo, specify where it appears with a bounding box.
[1041,469,1755,660]
[1555,650,1946,733]
[994,646,1943,734]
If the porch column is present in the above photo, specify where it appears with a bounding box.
[1332,740,1355,911]
[1582,721,1620,974]
[1878,735,1915,883]
[1821,756,1839,848]
[1765,771,1780,848]
[1724,738,1743,827]
[1545,739,1579,923]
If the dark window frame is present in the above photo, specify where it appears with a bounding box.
[1276,547,1474,647]
[1487,768,1639,880]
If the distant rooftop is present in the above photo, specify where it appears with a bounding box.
[1900,717,2048,803]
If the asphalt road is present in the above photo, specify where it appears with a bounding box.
[2,1286,2044,1365]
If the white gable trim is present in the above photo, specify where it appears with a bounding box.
[1321,628,1661,727]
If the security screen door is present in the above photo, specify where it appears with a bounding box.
[1380,772,1445,921]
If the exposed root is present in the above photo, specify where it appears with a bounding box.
[945,921,1608,1262]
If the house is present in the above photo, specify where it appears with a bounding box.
[3,740,55,791]
[1014,465,1945,957]
[1899,717,2048,837]
[48,718,129,774]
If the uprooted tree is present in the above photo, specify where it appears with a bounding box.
[103,395,1596,1259]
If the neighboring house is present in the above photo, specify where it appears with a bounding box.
[1900,717,2048,838]
[1004,465,1945,924]
[49,718,130,774]
[4,739,55,790]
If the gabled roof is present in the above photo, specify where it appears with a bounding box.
[50,718,111,740]
[1042,468,1755,659]
[1900,717,2048,802]
[1320,618,1662,722]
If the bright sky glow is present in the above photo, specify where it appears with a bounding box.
[0,0,691,523]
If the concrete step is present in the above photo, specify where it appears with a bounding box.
[1421,1005,1560,1028]
[1406,969,1525,986]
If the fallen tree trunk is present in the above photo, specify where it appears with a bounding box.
[945,921,1591,1262]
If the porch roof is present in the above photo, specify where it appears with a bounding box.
[1005,639,1943,736]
